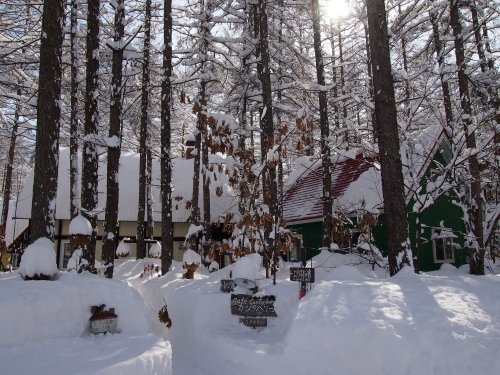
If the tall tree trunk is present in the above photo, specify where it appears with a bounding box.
[338,25,348,141]
[30,0,64,242]
[102,0,125,278]
[469,0,488,73]
[429,2,454,128]
[137,0,152,259]
[1,95,20,236]
[161,0,174,274]
[69,0,79,219]
[449,0,484,275]
[311,0,332,249]
[82,0,100,266]
[363,19,378,141]
[146,146,154,239]
[257,0,278,277]
[366,0,412,276]
[398,4,411,122]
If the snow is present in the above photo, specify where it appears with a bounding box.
[2,253,500,375]
[231,253,262,280]
[14,149,237,224]
[68,214,92,236]
[116,238,131,256]
[182,249,201,265]
[0,271,171,374]
[18,238,58,278]
[149,241,161,258]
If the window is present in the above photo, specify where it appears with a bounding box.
[432,228,455,263]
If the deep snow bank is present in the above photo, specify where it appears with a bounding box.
[0,271,172,375]
[118,255,500,375]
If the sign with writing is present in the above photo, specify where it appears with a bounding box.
[230,294,277,317]
[290,267,315,283]
[239,317,268,328]
[220,279,235,293]
[90,318,117,334]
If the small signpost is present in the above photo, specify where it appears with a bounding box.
[231,294,277,317]
[89,305,117,334]
[231,294,277,329]
[292,245,315,298]
[220,279,235,293]
[239,317,268,328]
[290,267,315,283]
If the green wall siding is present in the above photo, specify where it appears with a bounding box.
[288,222,323,260]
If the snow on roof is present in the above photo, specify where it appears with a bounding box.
[15,148,237,223]
[283,126,445,224]
[283,150,382,224]
[68,215,92,236]
[401,124,446,199]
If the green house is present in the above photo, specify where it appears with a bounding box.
[283,126,467,272]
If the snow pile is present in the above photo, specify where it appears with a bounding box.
[232,253,262,280]
[68,214,92,236]
[116,238,130,256]
[0,271,171,374]
[182,249,201,265]
[149,241,161,258]
[19,238,58,279]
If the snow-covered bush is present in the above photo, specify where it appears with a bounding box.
[19,238,58,280]
[116,238,131,257]
[149,241,161,258]
[183,249,201,265]
[68,215,92,236]
[232,253,261,280]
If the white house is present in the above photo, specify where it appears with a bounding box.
[10,149,237,268]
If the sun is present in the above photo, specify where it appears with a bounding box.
[323,0,351,21]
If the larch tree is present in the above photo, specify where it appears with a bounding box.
[81,0,100,267]
[136,0,153,260]
[366,0,412,276]
[30,0,64,242]
[161,0,174,274]
[102,0,126,278]
[310,0,332,249]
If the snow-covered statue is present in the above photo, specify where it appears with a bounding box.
[68,215,94,273]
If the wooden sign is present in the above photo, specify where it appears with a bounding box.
[290,267,315,283]
[89,305,117,334]
[220,279,235,293]
[230,294,277,317]
[239,317,268,328]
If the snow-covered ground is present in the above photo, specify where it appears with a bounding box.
[1,252,500,374]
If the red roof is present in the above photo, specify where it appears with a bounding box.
[283,153,377,224]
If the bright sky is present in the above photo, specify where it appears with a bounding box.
[323,0,351,21]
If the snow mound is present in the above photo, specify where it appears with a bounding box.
[68,214,92,236]
[232,253,262,280]
[331,265,367,281]
[0,270,171,374]
[19,238,58,279]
